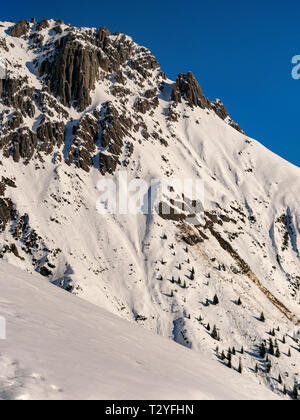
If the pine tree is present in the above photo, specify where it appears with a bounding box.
[232,347,236,355]
[275,347,281,358]
[240,346,244,354]
[259,343,266,358]
[287,348,291,357]
[238,358,242,374]
[266,360,272,373]
[227,359,232,369]
[282,335,286,344]
[255,364,259,373]
[206,323,211,331]
[269,339,274,356]
[278,374,282,384]
[221,351,225,361]
[213,294,219,305]
[292,384,298,400]
[211,325,218,340]
[283,385,287,395]
[237,297,242,306]
[178,277,181,285]
[260,312,265,322]
[183,280,187,288]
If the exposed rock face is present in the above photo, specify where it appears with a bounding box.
[0,37,9,52]
[10,20,29,38]
[38,91,69,119]
[53,25,63,34]
[170,75,245,133]
[96,26,111,46]
[36,119,65,155]
[144,88,157,98]
[39,27,164,113]
[228,119,245,134]
[1,127,38,163]
[1,111,23,132]
[39,33,100,111]
[0,197,13,232]
[39,29,137,111]
[99,102,133,175]
[66,110,100,172]
[171,72,210,109]
[212,98,229,120]
[1,77,35,118]
[212,99,245,134]
[133,97,158,114]
[130,53,163,79]
[36,18,50,31]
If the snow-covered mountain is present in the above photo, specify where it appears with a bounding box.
[0,18,299,400]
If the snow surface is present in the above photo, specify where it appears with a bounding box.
[0,262,279,400]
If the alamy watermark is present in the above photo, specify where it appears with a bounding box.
[96,171,204,226]
[0,316,6,340]
[291,55,300,80]
[0,56,6,80]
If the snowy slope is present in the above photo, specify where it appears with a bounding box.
[0,262,279,400]
[0,19,299,399]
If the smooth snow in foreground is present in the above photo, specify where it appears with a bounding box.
[0,263,278,400]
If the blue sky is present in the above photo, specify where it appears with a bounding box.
[2,0,300,166]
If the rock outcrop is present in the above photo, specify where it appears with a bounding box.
[171,72,210,109]
[66,110,100,172]
[99,102,133,175]
[39,33,101,111]
[212,99,245,134]
[10,20,29,38]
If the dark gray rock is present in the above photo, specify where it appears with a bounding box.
[171,72,210,109]
[10,20,29,38]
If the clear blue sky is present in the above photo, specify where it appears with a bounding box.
[2,0,300,166]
